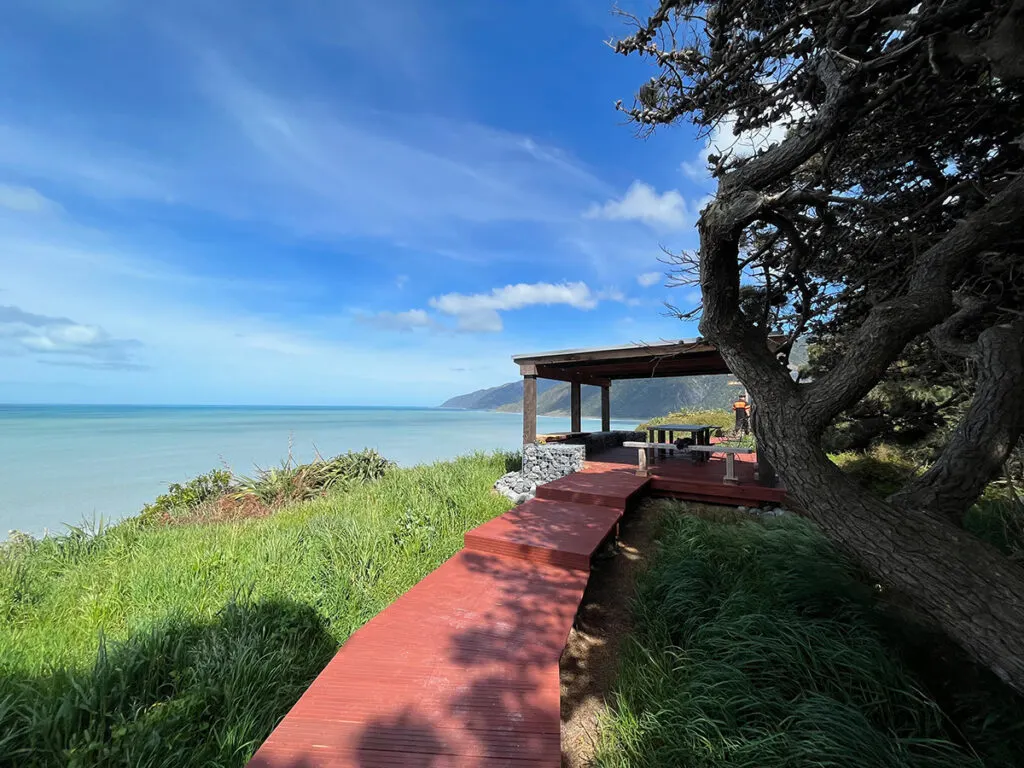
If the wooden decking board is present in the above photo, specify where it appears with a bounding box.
[248,549,587,767]
[464,498,625,570]
[533,469,649,510]
[586,445,788,507]
[248,451,786,767]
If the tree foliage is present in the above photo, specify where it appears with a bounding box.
[613,0,1024,692]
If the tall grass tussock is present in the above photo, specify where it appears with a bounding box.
[0,450,515,767]
[596,503,1024,768]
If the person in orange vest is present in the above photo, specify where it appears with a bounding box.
[733,394,751,435]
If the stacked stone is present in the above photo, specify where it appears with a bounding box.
[494,443,586,505]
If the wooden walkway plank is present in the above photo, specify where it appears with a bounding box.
[464,499,625,570]
[247,452,785,768]
[533,469,649,510]
[248,550,587,768]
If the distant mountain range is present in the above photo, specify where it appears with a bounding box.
[440,375,739,420]
[441,341,808,420]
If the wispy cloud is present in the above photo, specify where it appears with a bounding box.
[0,304,144,369]
[355,309,439,333]
[187,55,612,243]
[0,124,174,203]
[0,184,62,215]
[429,281,606,333]
[585,181,692,230]
[637,271,662,287]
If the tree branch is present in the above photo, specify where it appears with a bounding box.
[889,319,1024,522]
[929,295,989,358]
[803,173,1024,430]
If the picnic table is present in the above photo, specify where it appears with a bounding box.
[646,423,714,459]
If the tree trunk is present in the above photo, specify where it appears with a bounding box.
[754,409,1024,693]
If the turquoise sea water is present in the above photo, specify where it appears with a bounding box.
[0,405,638,537]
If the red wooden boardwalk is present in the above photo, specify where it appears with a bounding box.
[464,499,624,570]
[248,449,785,767]
[249,550,588,767]
[248,465,638,768]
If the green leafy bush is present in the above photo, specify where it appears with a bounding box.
[234,449,395,506]
[830,444,919,497]
[140,469,233,524]
[636,408,734,435]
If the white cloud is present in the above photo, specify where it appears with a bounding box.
[584,181,691,230]
[682,111,799,181]
[0,304,143,368]
[428,281,606,333]
[637,271,662,287]
[0,184,62,215]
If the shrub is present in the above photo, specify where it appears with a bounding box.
[830,444,919,498]
[139,469,233,524]
[234,449,395,506]
[636,409,734,435]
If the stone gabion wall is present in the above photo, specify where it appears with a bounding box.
[494,443,585,505]
[522,442,586,483]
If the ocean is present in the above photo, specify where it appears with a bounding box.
[0,405,639,537]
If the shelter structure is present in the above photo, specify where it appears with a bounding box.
[513,338,743,442]
[512,337,783,489]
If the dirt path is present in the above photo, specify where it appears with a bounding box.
[559,498,665,767]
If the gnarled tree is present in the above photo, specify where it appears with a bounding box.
[614,0,1024,690]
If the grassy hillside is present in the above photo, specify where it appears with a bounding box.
[0,452,514,767]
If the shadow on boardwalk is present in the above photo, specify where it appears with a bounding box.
[351,550,581,767]
[248,464,652,768]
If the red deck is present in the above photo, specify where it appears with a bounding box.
[586,445,788,506]
[247,449,785,767]
[465,498,624,570]
[248,463,638,768]
[248,550,588,767]
[533,466,649,510]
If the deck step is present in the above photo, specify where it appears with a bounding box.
[648,476,787,505]
[534,470,649,511]
[465,498,622,570]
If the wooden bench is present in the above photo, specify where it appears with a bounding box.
[623,441,680,476]
[686,445,754,484]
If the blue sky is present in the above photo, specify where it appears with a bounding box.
[0,0,730,405]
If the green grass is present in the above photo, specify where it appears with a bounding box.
[0,451,514,767]
[595,503,1024,768]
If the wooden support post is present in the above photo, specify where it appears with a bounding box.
[600,384,610,431]
[637,445,649,476]
[523,374,537,445]
[570,381,582,433]
[723,454,739,485]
